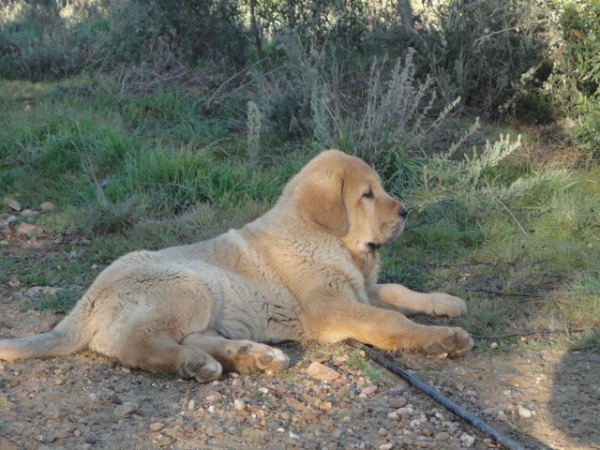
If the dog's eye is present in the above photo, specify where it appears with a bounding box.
[363,190,374,199]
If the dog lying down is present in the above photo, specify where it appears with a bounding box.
[0,150,473,382]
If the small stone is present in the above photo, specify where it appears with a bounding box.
[460,433,475,447]
[379,444,393,450]
[85,437,101,444]
[318,401,332,411]
[258,387,269,395]
[21,209,38,217]
[40,201,55,211]
[150,423,165,432]
[361,384,378,396]
[390,397,408,409]
[4,197,22,211]
[108,394,122,405]
[17,222,44,235]
[289,431,300,440]
[187,399,195,410]
[518,406,533,419]
[114,402,138,417]
[497,412,509,422]
[306,362,340,381]
[435,432,451,441]
[332,428,344,439]
[8,380,19,388]
[26,286,61,296]
[8,277,20,288]
[233,399,245,411]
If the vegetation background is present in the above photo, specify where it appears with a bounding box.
[0,0,599,352]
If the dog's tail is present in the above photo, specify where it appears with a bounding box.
[0,295,96,362]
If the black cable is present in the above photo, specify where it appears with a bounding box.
[350,341,528,450]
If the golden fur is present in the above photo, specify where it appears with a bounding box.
[0,150,472,381]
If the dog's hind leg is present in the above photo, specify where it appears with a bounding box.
[180,331,290,375]
[117,326,222,383]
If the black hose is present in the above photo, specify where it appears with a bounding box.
[351,341,527,450]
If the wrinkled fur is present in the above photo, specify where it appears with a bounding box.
[0,150,473,382]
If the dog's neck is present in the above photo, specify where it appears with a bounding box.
[350,247,380,287]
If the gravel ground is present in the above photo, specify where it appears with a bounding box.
[1,289,600,450]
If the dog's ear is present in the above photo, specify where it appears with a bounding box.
[294,167,349,236]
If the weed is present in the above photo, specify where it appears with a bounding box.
[345,350,383,383]
[31,290,81,315]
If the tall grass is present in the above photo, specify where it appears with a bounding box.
[1,75,599,350]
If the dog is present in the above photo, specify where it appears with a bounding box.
[0,150,473,382]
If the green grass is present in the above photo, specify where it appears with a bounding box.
[1,77,599,352]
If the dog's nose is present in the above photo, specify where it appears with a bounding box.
[399,206,408,218]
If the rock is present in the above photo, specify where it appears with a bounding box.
[4,197,22,211]
[306,362,341,381]
[108,394,122,405]
[361,384,378,396]
[518,406,533,419]
[21,209,38,217]
[114,402,139,417]
[435,432,451,441]
[150,423,165,432]
[17,222,44,235]
[40,201,55,211]
[497,411,509,422]
[318,401,332,412]
[8,277,20,288]
[390,397,408,409]
[26,286,61,296]
[233,399,245,411]
[460,433,475,447]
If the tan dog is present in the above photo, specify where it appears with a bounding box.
[0,150,472,381]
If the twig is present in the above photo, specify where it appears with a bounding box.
[472,327,596,340]
[493,195,528,236]
[348,340,527,450]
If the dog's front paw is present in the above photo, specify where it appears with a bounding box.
[425,327,473,358]
[429,293,467,317]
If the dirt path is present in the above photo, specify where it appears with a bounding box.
[1,285,598,450]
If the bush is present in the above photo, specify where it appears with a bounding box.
[416,0,550,117]
[0,0,247,80]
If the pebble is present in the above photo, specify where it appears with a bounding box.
[4,197,22,211]
[17,222,44,235]
[518,406,533,419]
[150,423,165,432]
[460,433,475,447]
[40,201,55,211]
[361,384,378,396]
[114,402,139,417]
[389,397,407,409]
[108,394,122,405]
[306,362,341,381]
[435,432,451,441]
[233,399,245,411]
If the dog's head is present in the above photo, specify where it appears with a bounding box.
[285,150,407,255]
